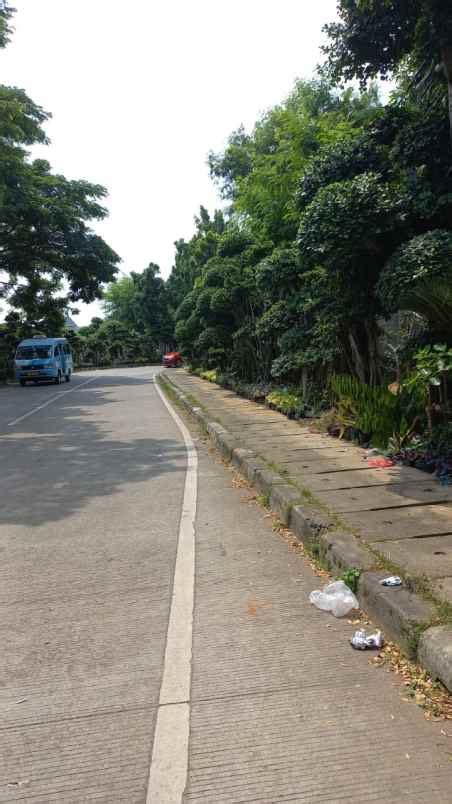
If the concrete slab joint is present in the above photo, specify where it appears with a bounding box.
[269,484,304,526]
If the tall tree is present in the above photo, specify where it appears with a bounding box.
[209,79,381,245]
[103,264,172,346]
[166,207,226,316]
[0,3,15,49]
[322,0,452,142]
[103,276,139,327]
[1,157,120,325]
[0,9,120,327]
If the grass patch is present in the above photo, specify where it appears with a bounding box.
[304,539,332,572]
[402,621,430,657]
[340,567,361,594]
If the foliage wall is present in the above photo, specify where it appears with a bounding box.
[167,2,452,392]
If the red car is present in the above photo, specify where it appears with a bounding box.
[163,351,183,368]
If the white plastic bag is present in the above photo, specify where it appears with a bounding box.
[309,580,359,618]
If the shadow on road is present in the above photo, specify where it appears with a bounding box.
[0,373,186,527]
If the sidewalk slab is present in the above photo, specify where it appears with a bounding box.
[276,455,373,472]
[315,482,452,513]
[373,534,452,579]
[345,504,452,541]
[433,578,452,606]
[304,466,432,491]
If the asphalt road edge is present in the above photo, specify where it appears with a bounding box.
[158,371,452,693]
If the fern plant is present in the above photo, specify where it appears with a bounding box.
[331,374,423,449]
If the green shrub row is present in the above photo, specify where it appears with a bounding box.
[191,367,307,418]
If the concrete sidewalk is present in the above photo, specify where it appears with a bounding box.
[187,431,452,802]
[162,370,452,693]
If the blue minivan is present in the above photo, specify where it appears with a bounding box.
[15,337,73,386]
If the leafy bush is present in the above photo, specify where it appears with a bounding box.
[266,388,305,418]
[378,231,452,313]
[391,425,452,482]
[403,344,452,433]
[198,369,218,383]
[233,381,272,401]
[197,369,272,401]
[331,374,424,449]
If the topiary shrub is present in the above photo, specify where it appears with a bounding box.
[378,230,452,314]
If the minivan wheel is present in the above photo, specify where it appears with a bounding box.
[20,379,26,387]
[54,371,61,385]
[65,371,71,382]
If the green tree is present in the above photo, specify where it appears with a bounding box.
[103,263,172,347]
[169,66,452,399]
[174,225,273,379]
[133,263,173,344]
[0,3,14,49]
[1,158,120,323]
[103,276,139,326]
[0,17,120,326]
[292,102,451,384]
[378,230,452,338]
[322,0,452,141]
[166,207,226,317]
[209,79,381,245]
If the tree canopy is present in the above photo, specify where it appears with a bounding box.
[321,0,452,140]
[3,2,452,401]
[103,263,173,347]
[168,58,452,391]
[0,10,120,334]
[0,3,15,49]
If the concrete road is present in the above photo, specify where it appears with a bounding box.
[1,368,452,802]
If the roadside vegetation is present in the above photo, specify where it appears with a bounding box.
[2,1,452,483]
[166,1,452,481]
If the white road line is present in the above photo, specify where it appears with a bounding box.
[7,376,97,427]
[147,380,197,804]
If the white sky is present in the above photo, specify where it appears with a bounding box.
[1,0,338,324]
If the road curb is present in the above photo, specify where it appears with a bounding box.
[158,371,452,692]
[358,572,437,659]
[418,626,452,691]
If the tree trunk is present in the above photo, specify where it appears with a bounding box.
[441,45,452,146]
[348,331,366,384]
[426,403,433,436]
[364,319,381,387]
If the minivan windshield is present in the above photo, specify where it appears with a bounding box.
[16,346,53,360]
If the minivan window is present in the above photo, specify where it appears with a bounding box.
[16,346,52,359]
